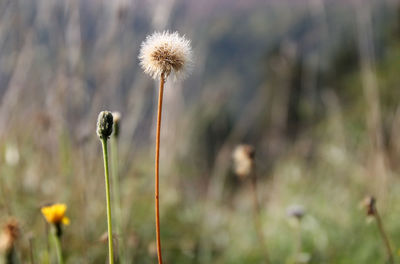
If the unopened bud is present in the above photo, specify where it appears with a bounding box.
[287,205,305,220]
[0,219,19,253]
[112,112,121,138]
[96,111,113,140]
[232,144,255,179]
[363,196,376,216]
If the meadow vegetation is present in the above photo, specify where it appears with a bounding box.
[0,0,400,263]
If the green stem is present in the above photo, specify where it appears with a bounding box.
[52,230,63,264]
[375,209,394,264]
[292,221,302,264]
[29,237,35,264]
[250,170,270,264]
[111,136,123,262]
[5,247,15,264]
[101,139,114,264]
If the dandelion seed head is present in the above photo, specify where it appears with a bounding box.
[0,219,19,253]
[112,112,121,138]
[362,196,376,216]
[232,144,255,179]
[112,112,121,123]
[139,31,193,80]
[5,144,19,167]
[98,232,118,243]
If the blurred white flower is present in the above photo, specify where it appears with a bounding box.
[232,144,255,179]
[5,144,19,166]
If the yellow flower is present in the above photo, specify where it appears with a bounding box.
[41,204,70,225]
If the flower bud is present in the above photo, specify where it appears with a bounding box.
[0,219,19,253]
[363,196,376,216]
[97,111,114,140]
[287,205,305,220]
[112,112,121,138]
[232,144,255,179]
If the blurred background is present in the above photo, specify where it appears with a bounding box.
[1,0,400,263]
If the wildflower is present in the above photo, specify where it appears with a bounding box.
[98,231,117,244]
[96,111,114,140]
[41,204,70,226]
[5,144,19,166]
[97,110,116,264]
[0,219,19,253]
[363,196,376,216]
[139,31,193,80]
[112,112,121,138]
[287,205,306,220]
[139,31,193,264]
[232,144,255,179]
[110,111,123,259]
[41,204,68,263]
[232,144,270,262]
[362,196,394,263]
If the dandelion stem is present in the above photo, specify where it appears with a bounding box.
[101,138,115,264]
[250,170,270,264]
[291,221,302,264]
[111,134,123,261]
[375,208,394,264]
[155,72,165,264]
[29,237,35,264]
[52,229,63,264]
[5,247,15,264]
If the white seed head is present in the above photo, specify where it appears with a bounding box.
[112,112,121,138]
[232,144,255,179]
[5,144,19,167]
[139,31,193,80]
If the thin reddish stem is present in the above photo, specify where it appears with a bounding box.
[155,73,165,264]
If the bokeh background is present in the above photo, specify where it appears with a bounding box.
[1,0,400,263]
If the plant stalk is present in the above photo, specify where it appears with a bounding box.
[52,228,63,264]
[291,221,302,264]
[29,237,35,264]
[101,138,114,264]
[155,73,165,264]
[375,208,394,264]
[111,135,123,262]
[250,169,270,264]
